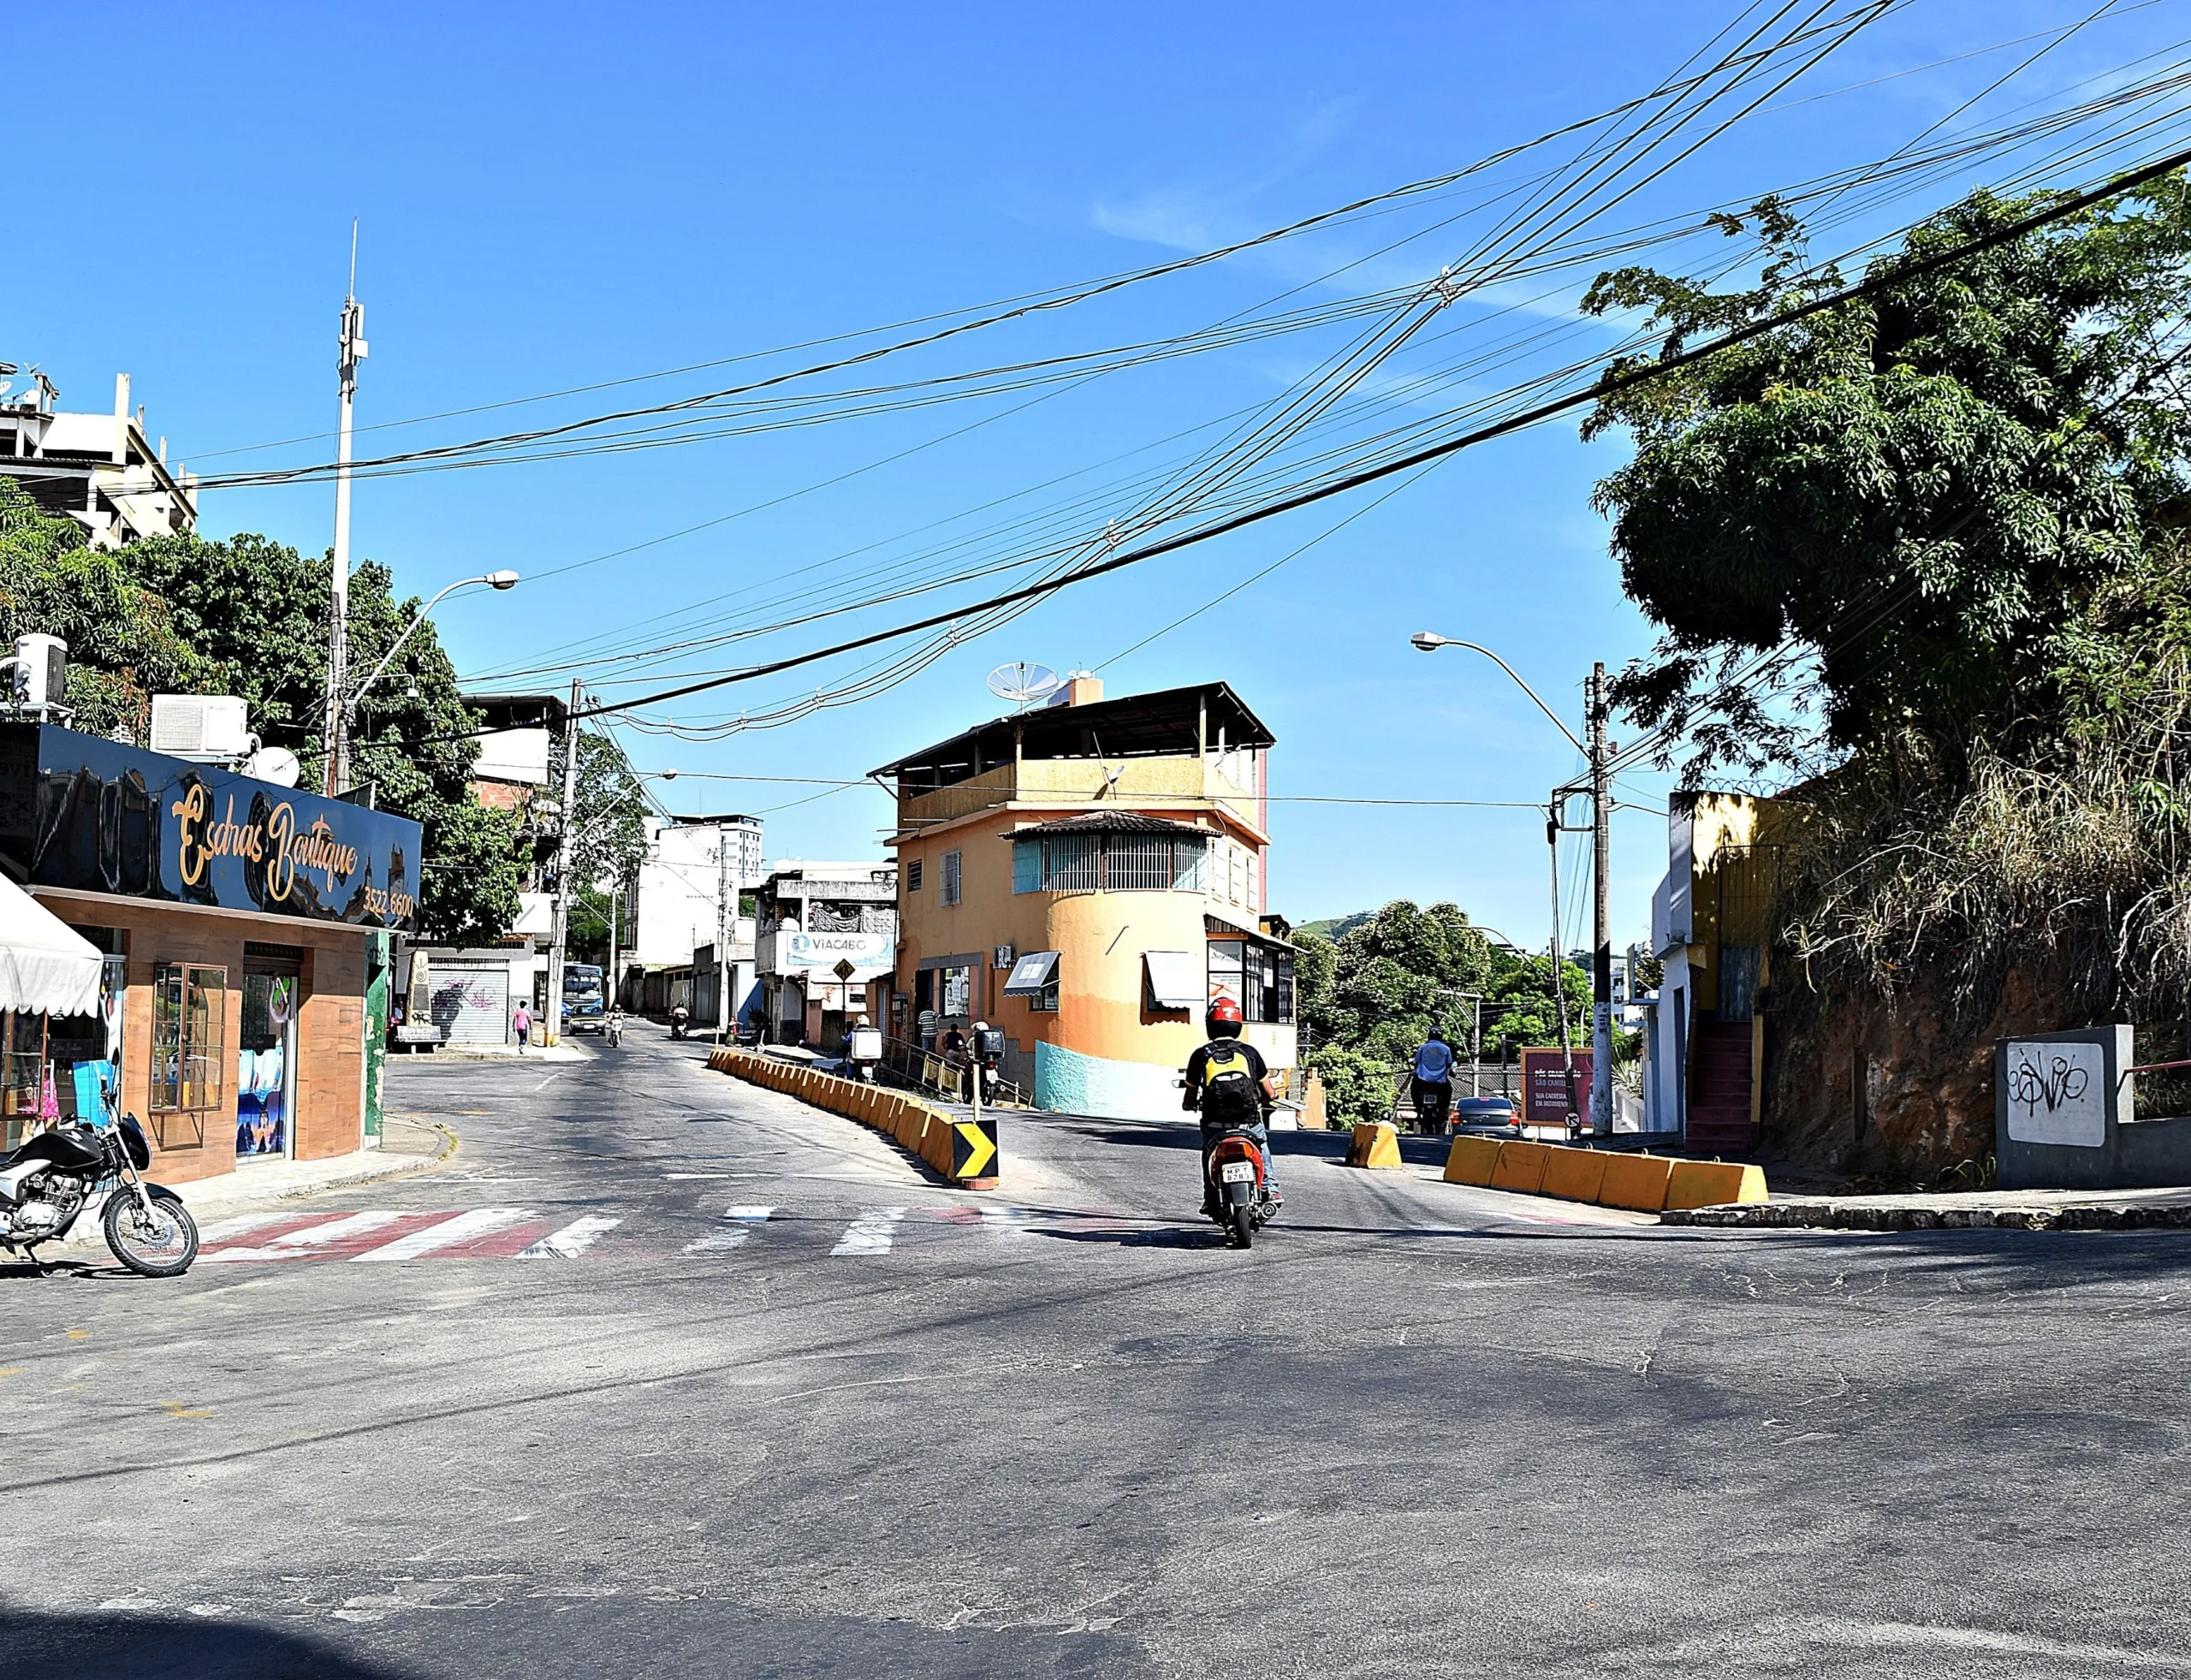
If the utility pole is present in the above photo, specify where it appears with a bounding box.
[323,223,366,797]
[545,680,581,1049]
[608,876,622,1010]
[1548,808,1580,1130]
[1588,661,1614,1134]
[714,823,733,1042]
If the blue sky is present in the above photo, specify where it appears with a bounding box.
[6,1,2182,950]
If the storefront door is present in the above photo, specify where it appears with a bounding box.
[236,961,300,1161]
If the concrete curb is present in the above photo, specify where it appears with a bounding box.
[707,1048,1000,1188]
[1665,1198,2191,1232]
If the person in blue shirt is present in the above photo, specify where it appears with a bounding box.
[1410,1027,1458,1134]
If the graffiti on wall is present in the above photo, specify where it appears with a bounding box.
[2004,1038,2107,1148]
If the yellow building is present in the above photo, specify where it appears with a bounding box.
[874,678,1297,1118]
[1645,790,1796,1150]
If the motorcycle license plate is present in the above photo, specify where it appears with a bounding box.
[1220,1161,1256,1184]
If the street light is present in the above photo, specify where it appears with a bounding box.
[1411,628,1610,1135]
[1410,632,1583,751]
[343,569,520,725]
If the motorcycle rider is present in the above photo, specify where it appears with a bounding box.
[670,1003,690,1040]
[1410,1026,1457,1134]
[605,1005,625,1048]
[1182,996,1280,1214]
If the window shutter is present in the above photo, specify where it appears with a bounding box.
[1013,838,1040,893]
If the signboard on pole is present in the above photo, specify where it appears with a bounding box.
[1520,1047,1592,1125]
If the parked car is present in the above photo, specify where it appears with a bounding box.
[1447,1095,1519,1132]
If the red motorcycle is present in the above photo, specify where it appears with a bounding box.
[1204,1124,1275,1250]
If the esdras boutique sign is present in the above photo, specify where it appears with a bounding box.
[0,724,424,930]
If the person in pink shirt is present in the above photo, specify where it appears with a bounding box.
[513,1001,531,1050]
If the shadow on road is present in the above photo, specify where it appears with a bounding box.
[0,1606,410,1680]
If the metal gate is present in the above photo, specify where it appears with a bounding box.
[430,962,509,1046]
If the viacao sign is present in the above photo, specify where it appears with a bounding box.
[784,930,893,974]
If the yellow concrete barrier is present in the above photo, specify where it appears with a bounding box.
[1346,1121,1404,1169]
[1597,1153,1675,1212]
[1664,1159,1768,1210]
[1442,1135,1502,1185]
[1490,1139,1552,1195]
[1539,1145,1610,1204]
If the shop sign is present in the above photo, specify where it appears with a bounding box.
[0,725,425,931]
[784,929,892,973]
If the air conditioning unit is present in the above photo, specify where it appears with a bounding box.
[14,634,65,709]
[150,695,255,763]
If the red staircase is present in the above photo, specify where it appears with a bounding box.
[1688,1019,1756,1153]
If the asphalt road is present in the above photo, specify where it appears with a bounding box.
[6,1020,2191,1677]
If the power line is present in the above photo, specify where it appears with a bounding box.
[538,140,2191,733]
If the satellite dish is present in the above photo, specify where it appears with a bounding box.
[987,662,1063,707]
[246,746,302,788]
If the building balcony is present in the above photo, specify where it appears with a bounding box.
[896,755,1262,840]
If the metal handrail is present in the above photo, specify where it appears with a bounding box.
[876,1034,1030,1107]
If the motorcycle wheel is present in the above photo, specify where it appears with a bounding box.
[104,1190,199,1278]
[1227,1202,1255,1250]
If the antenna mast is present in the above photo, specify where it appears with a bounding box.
[323,218,368,794]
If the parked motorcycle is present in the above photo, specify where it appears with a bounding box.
[0,1112,199,1277]
[1202,1123,1278,1250]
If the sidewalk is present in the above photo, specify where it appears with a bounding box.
[398,1040,595,1064]
[1666,1184,2191,1232]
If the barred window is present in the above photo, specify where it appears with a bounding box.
[941,850,961,906]
[1012,831,1208,893]
[907,859,923,893]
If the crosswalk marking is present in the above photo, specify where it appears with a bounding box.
[187,1200,1199,1267]
[351,1208,531,1263]
[684,1204,774,1255]
[519,1215,622,1259]
[831,1207,907,1256]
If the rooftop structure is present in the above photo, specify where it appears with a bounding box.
[0,371,198,549]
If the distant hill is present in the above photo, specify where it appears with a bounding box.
[1294,911,1374,943]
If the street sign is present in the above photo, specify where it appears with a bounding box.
[833,958,857,981]
[1520,1048,1593,1124]
[953,1116,999,1183]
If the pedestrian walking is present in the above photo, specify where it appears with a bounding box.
[513,1000,531,1051]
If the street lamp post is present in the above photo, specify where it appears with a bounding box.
[341,572,520,737]
[1413,631,1613,1135]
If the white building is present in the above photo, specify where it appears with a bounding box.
[0,371,199,548]
[755,860,898,1052]
[629,815,765,1021]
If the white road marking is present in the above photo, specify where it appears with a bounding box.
[518,1214,622,1259]
[684,1205,775,1255]
[268,1211,404,1248]
[831,1207,907,1256]
[193,1211,301,1244]
[982,1205,1039,1237]
[200,1211,413,1264]
[350,1208,531,1263]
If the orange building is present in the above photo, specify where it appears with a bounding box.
[873,679,1297,1118]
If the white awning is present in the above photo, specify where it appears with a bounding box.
[1143,949,1201,1012]
[0,878,104,1018]
[1002,950,1060,995]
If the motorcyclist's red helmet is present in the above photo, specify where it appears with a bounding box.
[1207,996,1244,1036]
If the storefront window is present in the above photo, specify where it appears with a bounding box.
[941,965,972,1018]
[1205,940,1295,1024]
[0,1013,46,1151]
[151,963,226,1150]
[237,970,300,1160]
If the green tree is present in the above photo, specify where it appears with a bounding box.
[0,478,221,734]
[119,531,520,944]
[563,728,649,964]
[1582,178,2191,777]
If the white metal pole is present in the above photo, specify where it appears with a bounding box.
[324,223,365,797]
[715,823,732,1042]
[545,680,581,1048]
[1590,662,1615,1134]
